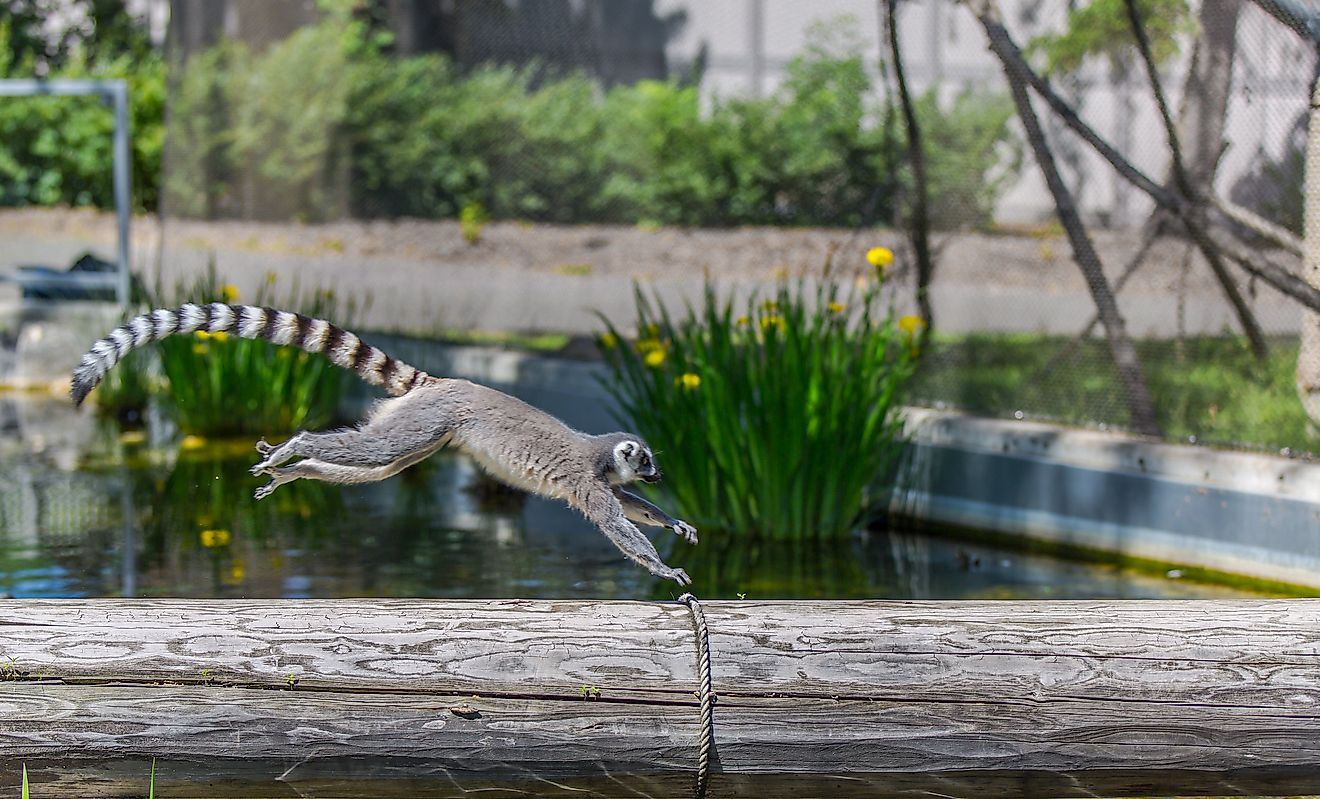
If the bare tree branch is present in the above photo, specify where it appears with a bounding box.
[1210,193,1305,254]
[883,0,935,342]
[1123,0,1270,361]
[970,0,1162,435]
[971,10,1320,315]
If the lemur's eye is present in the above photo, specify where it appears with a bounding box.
[640,454,650,467]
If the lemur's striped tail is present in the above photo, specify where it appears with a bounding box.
[71,303,431,406]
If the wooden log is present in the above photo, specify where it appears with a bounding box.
[3,599,1320,798]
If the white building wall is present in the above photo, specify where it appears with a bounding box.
[656,0,1314,228]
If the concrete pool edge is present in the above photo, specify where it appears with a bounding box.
[896,409,1320,590]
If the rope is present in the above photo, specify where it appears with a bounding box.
[678,592,715,799]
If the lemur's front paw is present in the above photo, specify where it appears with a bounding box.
[673,520,699,545]
[250,461,272,477]
[661,567,692,587]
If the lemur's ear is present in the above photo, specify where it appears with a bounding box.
[618,441,637,458]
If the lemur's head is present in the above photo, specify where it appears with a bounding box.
[608,437,661,485]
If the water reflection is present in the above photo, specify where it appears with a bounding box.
[0,395,1259,601]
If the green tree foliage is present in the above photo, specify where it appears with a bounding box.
[0,16,164,210]
[1029,0,1194,74]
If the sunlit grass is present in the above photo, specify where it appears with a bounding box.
[913,333,1319,452]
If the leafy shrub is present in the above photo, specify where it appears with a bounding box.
[598,259,920,540]
[170,14,1017,229]
[0,20,164,210]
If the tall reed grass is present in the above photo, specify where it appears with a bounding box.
[94,266,363,439]
[599,256,920,540]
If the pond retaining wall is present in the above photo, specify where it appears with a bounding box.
[354,335,1320,590]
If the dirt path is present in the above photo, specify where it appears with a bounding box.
[0,208,1302,337]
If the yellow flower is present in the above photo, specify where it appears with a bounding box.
[760,300,779,313]
[180,434,207,450]
[866,246,895,269]
[210,330,228,342]
[760,314,786,332]
[675,373,701,391]
[636,338,663,354]
[644,349,666,367]
[735,315,750,327]
[200,528,231,548]
[195,330,210,340]
[898,314,926,334]
[229,560,246,582]
[599,333,617,350]
[827,302,846,314]
[192,343,208,355]
[221,284,239,303]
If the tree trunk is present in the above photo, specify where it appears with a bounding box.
[1298,79,1320,424]
[884,0,935,341]
[1177,0,1242,186]
[974,1,1162,436]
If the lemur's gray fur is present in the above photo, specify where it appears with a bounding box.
[71,303,697,586]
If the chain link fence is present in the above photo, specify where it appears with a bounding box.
[153,0,1319,454]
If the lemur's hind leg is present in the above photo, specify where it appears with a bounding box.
[251,390,453,475]
[254,440,447,499]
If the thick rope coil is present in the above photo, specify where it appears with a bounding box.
[678,592,715,799]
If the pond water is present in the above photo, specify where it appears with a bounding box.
[0,394,1259,601]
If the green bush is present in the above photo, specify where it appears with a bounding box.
[598,261,921,540]
[172,14,1017,229]
[0,20,164,210]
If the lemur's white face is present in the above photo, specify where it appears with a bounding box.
[612,440,660,485]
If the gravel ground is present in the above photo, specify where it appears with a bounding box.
[0,207,1304,338]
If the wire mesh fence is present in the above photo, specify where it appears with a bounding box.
[141,0,1320,454]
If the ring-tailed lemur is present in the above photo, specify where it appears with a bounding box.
[71,303,697,586]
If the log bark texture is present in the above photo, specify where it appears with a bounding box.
[4,599,1320,798]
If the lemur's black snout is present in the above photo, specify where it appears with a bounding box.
[641,472,662,484]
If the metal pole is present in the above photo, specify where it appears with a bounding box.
[110,80,132,307]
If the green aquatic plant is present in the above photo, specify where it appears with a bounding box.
[600,253,919,540]
[93,264,363,439]
[156,271,359,438]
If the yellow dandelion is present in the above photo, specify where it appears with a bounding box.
[898,314,926,334]
[760,314,786,332]
[675,372,701,391]
[230,560,246,582]
[221,284,239,303]
[200,528,231,548]
[735,315,750,327]
[866,246,895,269]
[194,329,210,340]
[636,338,663,354]
[827,302,846,314]
[599,333,618,350]
[210,330,228,342]
[645,349,666,367]
[192,343,208,355]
